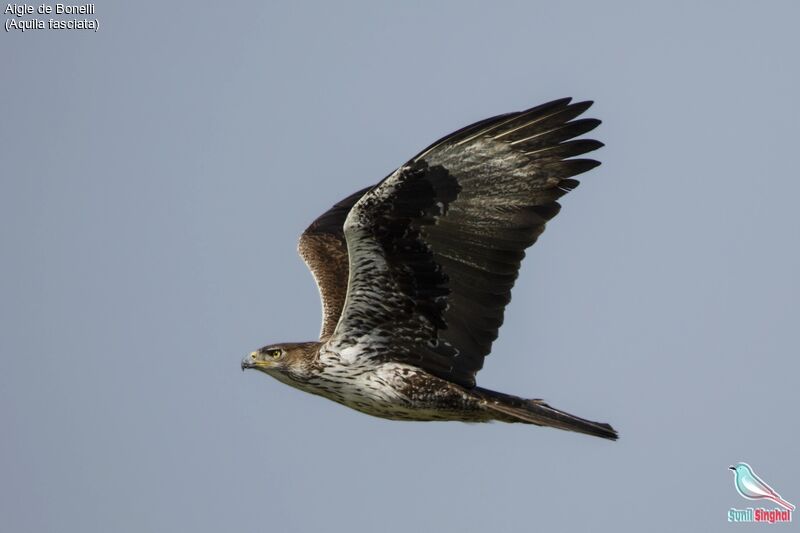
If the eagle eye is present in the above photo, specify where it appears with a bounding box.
[269,349,282,359]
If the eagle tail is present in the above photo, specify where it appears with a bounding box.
[474,387,618,440]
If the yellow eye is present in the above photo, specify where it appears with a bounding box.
[270,349,282,359]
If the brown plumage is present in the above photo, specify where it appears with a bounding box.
[242,98,618,440]
[297,186,370,340]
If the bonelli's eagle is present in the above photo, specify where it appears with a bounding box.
[242,98,617,440]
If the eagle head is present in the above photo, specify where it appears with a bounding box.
[241,342,318,381]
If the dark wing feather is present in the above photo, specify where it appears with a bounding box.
[328,98,602,387]
[298,186,372,339]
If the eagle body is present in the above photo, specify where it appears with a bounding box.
[306,350,488,422]
[243,98,618,440]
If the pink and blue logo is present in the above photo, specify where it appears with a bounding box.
[728,462,794,523]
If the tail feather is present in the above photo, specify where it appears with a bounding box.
[475,387,618,441]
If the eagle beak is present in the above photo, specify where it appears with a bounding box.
[241,352,259,371]
[242,351,276,371]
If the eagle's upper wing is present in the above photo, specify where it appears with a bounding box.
[326,98,603,387]
[298,186,372,340]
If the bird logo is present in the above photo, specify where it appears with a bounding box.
[729,463,795,511]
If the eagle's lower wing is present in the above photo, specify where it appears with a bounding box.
[298,186,372,340]
[328,98,602,387]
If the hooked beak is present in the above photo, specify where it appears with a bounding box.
[241,351,261,371]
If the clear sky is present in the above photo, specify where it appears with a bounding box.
[2,2,798,532]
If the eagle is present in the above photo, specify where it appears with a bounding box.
[242,98,617,440]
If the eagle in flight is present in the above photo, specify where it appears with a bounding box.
[242,98,617,440]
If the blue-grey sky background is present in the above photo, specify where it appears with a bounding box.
[2,2,798,532]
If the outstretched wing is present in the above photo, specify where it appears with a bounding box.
[298,186,372,339]
[326,98,603,387]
